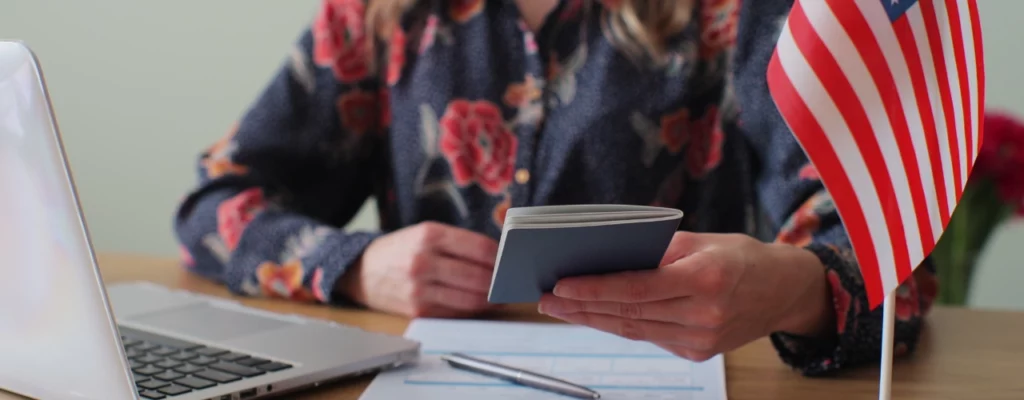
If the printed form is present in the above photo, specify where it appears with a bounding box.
[359,319,727,400]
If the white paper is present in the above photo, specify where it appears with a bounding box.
[359,319,727,400]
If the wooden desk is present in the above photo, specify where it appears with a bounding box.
[4,253,1024,399]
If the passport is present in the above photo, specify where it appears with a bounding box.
[487,205,684,304]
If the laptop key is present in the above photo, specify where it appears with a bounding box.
[210,361,264,377]
[174,376,216,390]
[194,347,228,357]
[153,370,184,381]
[151,347,178,356]
[135,342,159,352]
[157,384,191,396]
[155,359,183,369]
[135,354,163,364]
[129,360,145,369]
[257,362,292,372]
[170,351,197,361]
[139,390,166,399]
[134,374,150,384]
[194,369,240,383]
[133,365,165,376]
[235,357,270,367]
[174,364,204,374]
[218,352,248,362]
[137,379,170,390]
[125,348,144,359]
[190,355,218,366]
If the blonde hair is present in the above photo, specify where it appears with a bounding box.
[366,0,694,65]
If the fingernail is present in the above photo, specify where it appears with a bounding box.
[537,303,546,314]
[553,284,571,297]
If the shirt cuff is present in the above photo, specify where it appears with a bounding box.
[304,230,381,306]
[769,242,862,376]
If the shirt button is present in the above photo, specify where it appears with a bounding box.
[515,169,530,185]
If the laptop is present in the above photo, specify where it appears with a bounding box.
[0,41,420,400]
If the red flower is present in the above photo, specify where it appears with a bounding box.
[977,113,1024,211]
[312,0,370,83]
[827,270,853,334]
[916,269,938,314]
[699,0,741,59]
[895,278,921,322]
[379,88,391,128]
[337,90,379,135]
[660,109,692,154]
[492,195,511,227]
[686,107,724,177]
[799,164,820,180]
[659,107,724,177]
[449,0,484,23]
[387,28,407,86]
[775,196,822,247]
[256,259,317,302]
[439,100,518,194]
[216,188,267,251]
[420,15,439,54]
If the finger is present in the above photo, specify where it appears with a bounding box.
[418,283,490,312]
[552,267,698,303]
[548,312,717,348]
[659,231,708,266]
[548,310,708,345]
[538,294,723,328]
[655,343,720,363]
[421,255,493,293]
[423,222,499,266]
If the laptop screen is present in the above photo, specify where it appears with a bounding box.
[0,41,136,400]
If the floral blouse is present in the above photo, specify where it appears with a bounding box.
[174,0,938,376]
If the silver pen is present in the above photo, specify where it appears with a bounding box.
[441,352,601,399]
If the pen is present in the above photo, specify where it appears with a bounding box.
[440,352,601,399]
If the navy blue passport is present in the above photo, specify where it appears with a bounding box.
[487,205,684,304]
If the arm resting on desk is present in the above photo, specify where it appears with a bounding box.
[173,23,386,305]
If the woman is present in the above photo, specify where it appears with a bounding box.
[174,0,937,375]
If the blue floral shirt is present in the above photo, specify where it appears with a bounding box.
[174,0,938,376]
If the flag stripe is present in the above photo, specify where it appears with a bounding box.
[766,0,983,306]
[945,0,974,179]
[768,49,886,306]
[793,1,911,286]
[842,0,935,265]
[893,15,950,229]
[908,5,958,223]
[788,1,903,302]
[919,0,963,200]
[968,0,985,157]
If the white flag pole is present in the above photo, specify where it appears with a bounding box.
[879,290,896,400]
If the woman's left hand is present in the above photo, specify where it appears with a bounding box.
[538,232,835,362]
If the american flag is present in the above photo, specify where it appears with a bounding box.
[767,0,984,308]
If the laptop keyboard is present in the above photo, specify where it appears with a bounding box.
[119,326,292,399]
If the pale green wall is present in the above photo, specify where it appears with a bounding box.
[0,1,379,257]
[2,1,1021,307]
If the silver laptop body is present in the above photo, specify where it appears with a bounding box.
[0,41,419,400]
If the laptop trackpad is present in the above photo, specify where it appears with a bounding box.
[131,303,294,341]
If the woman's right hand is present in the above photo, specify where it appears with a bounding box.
[337,222,500,318]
